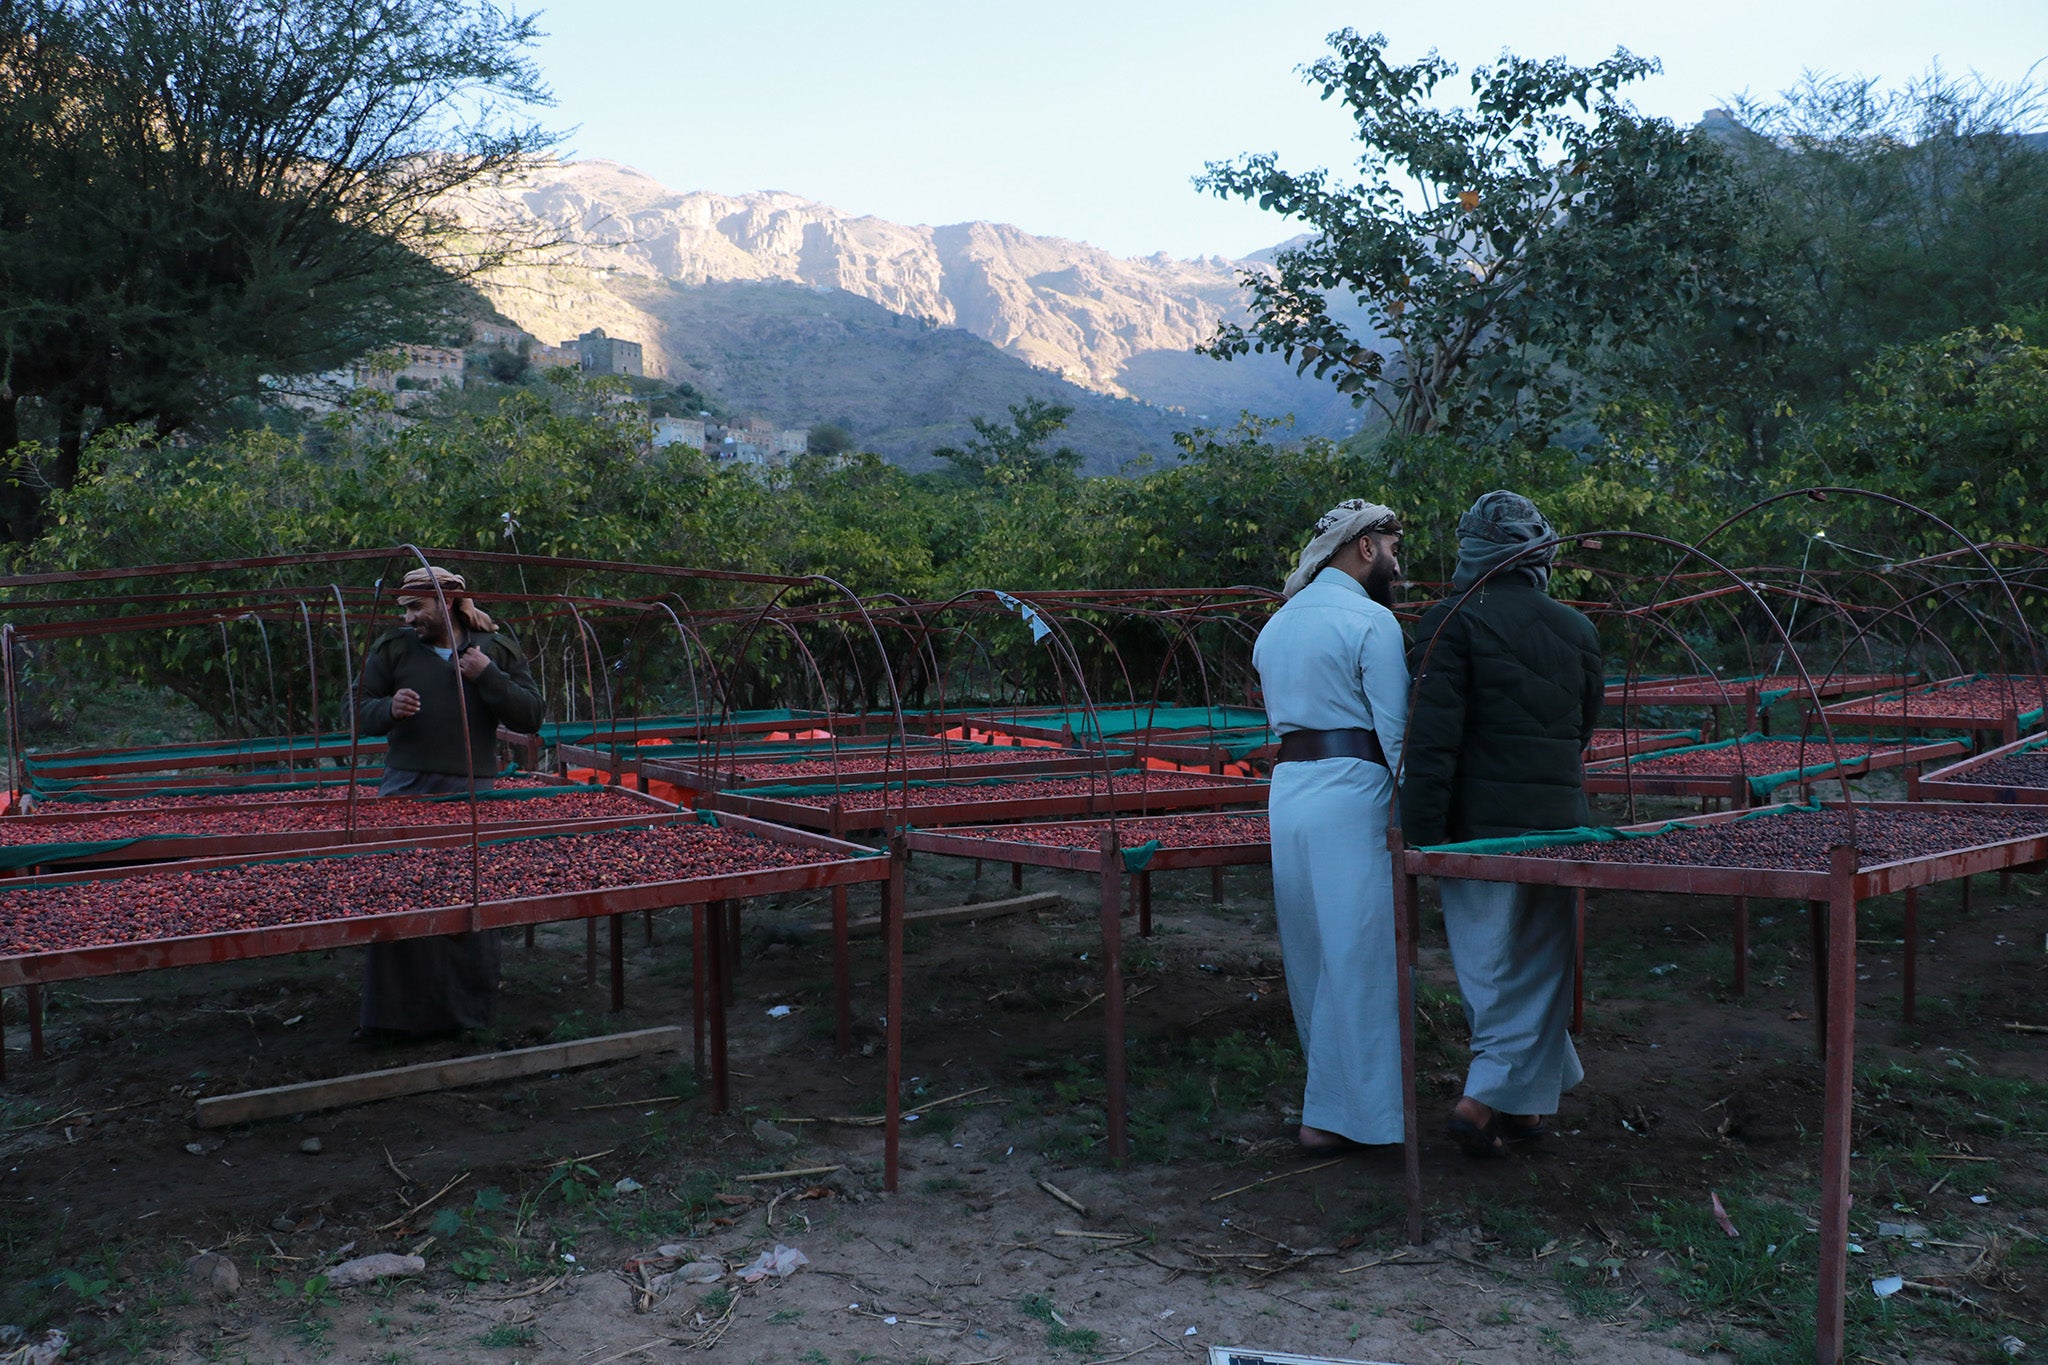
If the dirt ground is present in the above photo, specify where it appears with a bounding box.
[2,794,2046,1365]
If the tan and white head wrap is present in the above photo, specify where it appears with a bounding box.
[1282,498,1401,600]
[397,565,498,635]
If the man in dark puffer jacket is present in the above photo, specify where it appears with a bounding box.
[1401,491,1603,1157]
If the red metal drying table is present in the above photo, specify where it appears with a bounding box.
[1604,674,1911,737]
[1815,674,2048,746]
[1912,731,2048,803]
[0,786,675,868]
[1585,735,1968,812]
[903,812,1272,1161]
[591,740,1113,794]
[1581,728,1697,762]
[699,769,1268,1061]
[1393,800,2048,1365]
[0,812,912,1188]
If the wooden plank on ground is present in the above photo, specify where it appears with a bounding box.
[195,1026,685,1128]
[831,890,1062,938]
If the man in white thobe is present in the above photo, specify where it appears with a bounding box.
[1253,499,1409,1152]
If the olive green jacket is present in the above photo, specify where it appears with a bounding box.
[358,628,545,778]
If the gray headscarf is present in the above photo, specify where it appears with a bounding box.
[1282,498,1400,600]
[1452,490,1558,591]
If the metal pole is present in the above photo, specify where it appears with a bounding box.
[1390,825,1424,1245]
[1815,844,1860,1365]
[608,914,625,1013]
[1571,888,1586,1036]
[1099,830,1128,1163]
[691,904,707,1079]
[883,834,906,1193]
[1901,889,1918,1025]
[706,901,730,1113]
[1733,895,1750,995]
[831,885,851,1054]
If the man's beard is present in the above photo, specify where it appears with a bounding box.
[1364,556,1400,609]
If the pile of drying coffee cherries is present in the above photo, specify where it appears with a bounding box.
[0,823,841,956]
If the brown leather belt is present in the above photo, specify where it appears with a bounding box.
[1275,727,1388,768]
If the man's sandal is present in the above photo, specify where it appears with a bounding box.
[1503,1117,1548,1144]
[1446,1111,1509,1158]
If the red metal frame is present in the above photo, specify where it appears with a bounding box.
[1816,673,2048,744]
[650,747,1109,792]
[904,812,1272,1162]
[0,809,909,1189]
[21,733,386,780]
[700,771,1270,835]
[1605,674,1911,738]
[1581,728,1698,763]
[1393,800,2048,1365]
[1912,731,2048,803]
[0,785,678,868]
[1584,736,1968,809]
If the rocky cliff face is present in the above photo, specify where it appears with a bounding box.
[460,160,1360,435]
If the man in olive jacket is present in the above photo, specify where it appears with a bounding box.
[355,564,545,1039]
[1400,492,1603,1157]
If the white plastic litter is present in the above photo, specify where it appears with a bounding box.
[766,1005,793,1018]
[1999,1336,2026,1357]
[0,1329,68,1365]
[1877,1220,1928,1238]
[324,1253,426,1289]
[739,1244,810,1283]
[1872,1276,1904,1298]
[614,1178,643,1194]
[1973,1195,1993,1205]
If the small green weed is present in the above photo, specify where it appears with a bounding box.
[477,1324,536,1348]
[1018,1292,1100,1357]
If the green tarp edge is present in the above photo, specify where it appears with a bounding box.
[1419,799,1826,856]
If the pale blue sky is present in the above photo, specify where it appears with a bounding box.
[531,1,2048,260]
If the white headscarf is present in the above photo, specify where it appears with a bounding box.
[1282,498,1399,600]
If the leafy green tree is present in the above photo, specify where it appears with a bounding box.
[806,421,857,457]
[0,0,556,540]
[1719,69,2048,405]
[1197,30,1770,444]
[1779,327,2048,549]
[933,399,1081,485]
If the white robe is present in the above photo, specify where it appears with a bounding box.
[1253,567,1410,1145]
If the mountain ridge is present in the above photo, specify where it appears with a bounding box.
[460,160,1364,443]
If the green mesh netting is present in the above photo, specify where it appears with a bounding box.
[23,730,382,775]
[32,763,522,804]
[541,709,834,744]
[978,705,1266,739]
[736,767,1189,800]
[1419,799,1825,855]
[1595,733,1956,799]
[1122,839,1163,872]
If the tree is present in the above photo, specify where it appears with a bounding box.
[806,421,856,457]
[1778,326,2048,549]
[1197,30,1771,444]
[1718,69,2048,405]
[0,0,556,541]
[932,399,1081,485]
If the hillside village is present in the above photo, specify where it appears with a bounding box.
[305,321,816,465]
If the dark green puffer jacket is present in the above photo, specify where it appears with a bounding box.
[1399,580,1604,847]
